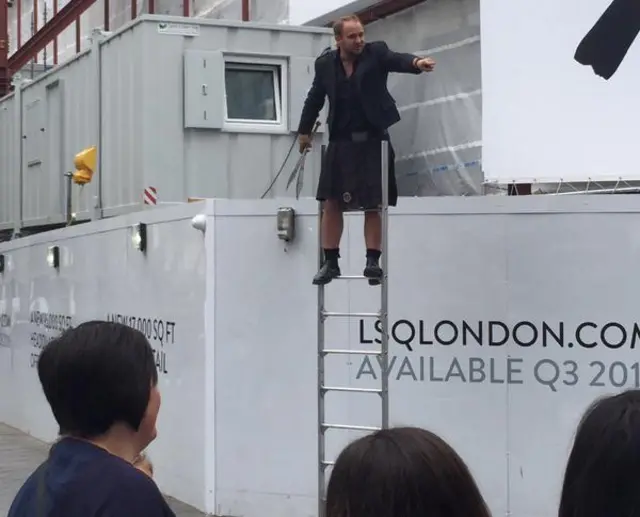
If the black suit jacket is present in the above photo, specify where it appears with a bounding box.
[297,41,423,135]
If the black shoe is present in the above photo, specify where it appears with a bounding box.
[363,257,383,286]
[313,261,341,285]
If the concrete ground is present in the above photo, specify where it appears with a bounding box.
[0,423,205,516]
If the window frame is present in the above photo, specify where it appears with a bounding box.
[222,54,289,134]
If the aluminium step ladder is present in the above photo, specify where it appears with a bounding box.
[316,141,391,517]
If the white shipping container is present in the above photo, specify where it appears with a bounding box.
[0,15,331,231]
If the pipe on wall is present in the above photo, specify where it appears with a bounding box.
[0,0,7,96]
[242,0,249,20]
[17,0,22,48]
[33,0,39,62]
[53,0,59,64]
[104,0,110,30]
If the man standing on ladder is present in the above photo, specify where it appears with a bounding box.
[297,14,436,286]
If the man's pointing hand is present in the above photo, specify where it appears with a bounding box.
[414,57,436,72]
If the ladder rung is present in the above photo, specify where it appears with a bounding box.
[321,461,334,467]
[321,349,382,355]
[322,386,382,394]
[335,275,367,280]
[322,423,381,431]
[323,311,379,318]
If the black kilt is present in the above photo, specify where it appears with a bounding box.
[317,137,398,211]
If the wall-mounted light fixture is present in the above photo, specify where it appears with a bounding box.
[276,207,295,242]
[132,223,147,253]
[191,214,206,232]
[47,246,60,269]
[0,254,5,274]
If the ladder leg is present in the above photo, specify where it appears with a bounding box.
[317,144,327,517]
[316,141,391,517]
[380,140,390,430]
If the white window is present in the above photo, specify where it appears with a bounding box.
[222,55,288,133]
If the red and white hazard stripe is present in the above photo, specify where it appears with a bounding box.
[143,186,157,205]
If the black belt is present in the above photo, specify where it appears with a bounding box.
[331,130,388,142]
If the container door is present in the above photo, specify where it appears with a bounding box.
[46,79,65,223]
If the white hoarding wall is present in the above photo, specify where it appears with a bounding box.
[0,202,211,512]
[481,0,640,184]
[7,0,289,69]
[213,195,640,517]
[362,0,482,196]
[4,196,640,517]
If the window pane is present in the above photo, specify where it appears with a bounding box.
[225,65,278,121]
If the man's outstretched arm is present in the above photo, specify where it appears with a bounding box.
[374,41,435,74]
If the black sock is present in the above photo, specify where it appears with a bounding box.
[324,248,340,264]
[366,249,381,260]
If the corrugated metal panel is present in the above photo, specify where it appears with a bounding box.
[0,16,333,229]
[100,23,146,214]
[18,50,95,226]
[0,94,17,230]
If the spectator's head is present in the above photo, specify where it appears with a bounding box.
[326,426,492,517]
[37,320,160,454]
[559,389,640,517]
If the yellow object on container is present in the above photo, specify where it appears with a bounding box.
[72,146,97,185]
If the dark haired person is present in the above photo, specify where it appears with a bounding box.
[326,426,492,517]
[559,389,640,517]
[8,320,175,517]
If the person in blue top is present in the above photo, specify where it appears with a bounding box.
[8,320,175,517]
